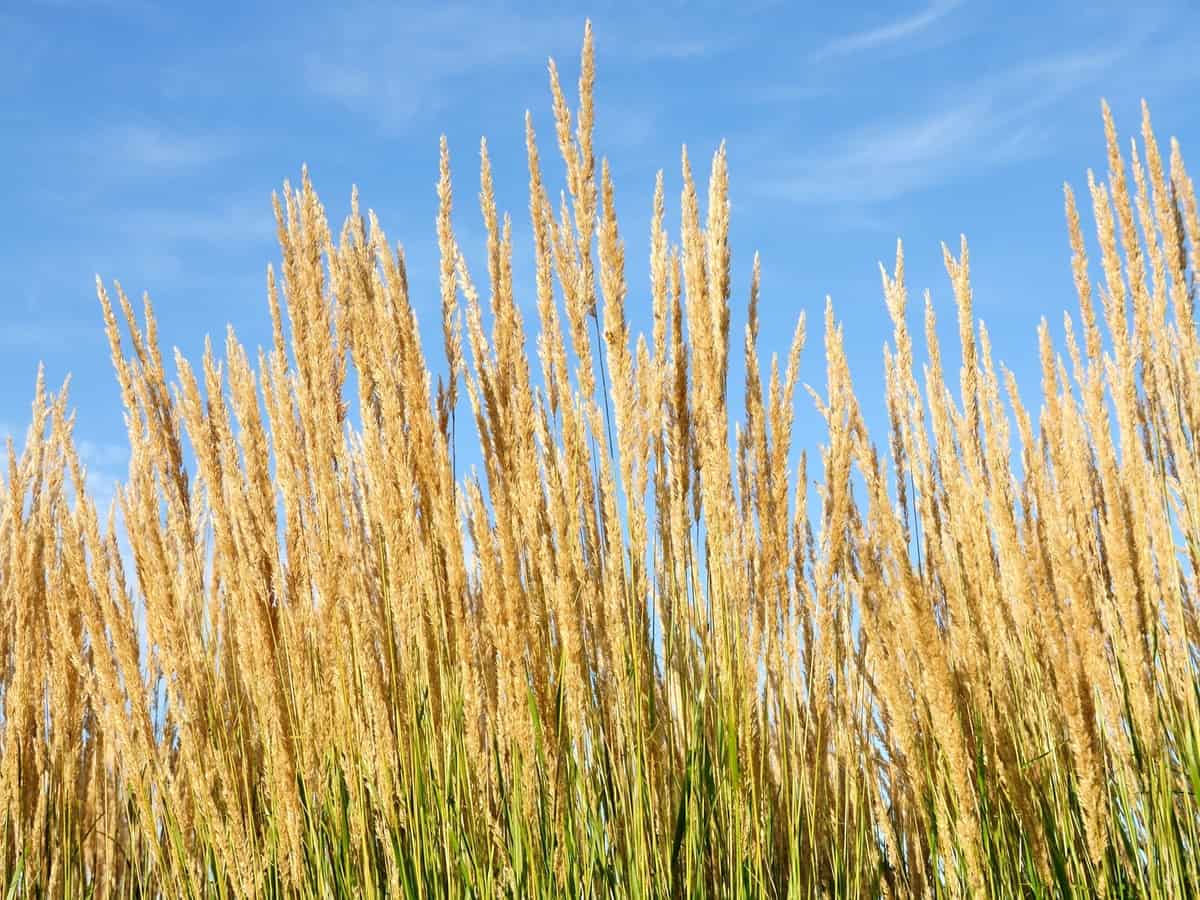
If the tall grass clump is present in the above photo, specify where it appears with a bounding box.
[4,23,1200,898]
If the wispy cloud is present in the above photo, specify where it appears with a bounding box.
[89,124,241,173]
[78,438,128,470]
[299,5,581,131]
[618,33,731,63]
[29,0,156,11]
[0,321,98,348]
[770,102,992,207]
[297,4,736,133]
[809,0,962,62]
[0,14,46,95]
[1,417,128,519]
[70,437,128,516]
[760,42,1134,211]
[114,197,276,246]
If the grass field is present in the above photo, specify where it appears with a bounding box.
[4,24,1200,899]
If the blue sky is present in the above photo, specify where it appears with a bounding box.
[3,0,1199,511]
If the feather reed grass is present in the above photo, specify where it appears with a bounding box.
[4,23,1200,899]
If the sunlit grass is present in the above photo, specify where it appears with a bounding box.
[3,23,1200,899]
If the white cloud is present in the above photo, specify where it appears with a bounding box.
[760,42,1134,211]
[0,14,46,97]
[114,198,276,246]
[0,321,97,348]
[0,420,124,520]
[90,124,241,172]
[767,101,994,207]
[64,433,127,504]
[619,34,729,62]
[809,0,962,62]
[29,0,158,11]
[299,4,583,130]
[297,4,739,133]
[79,438,129,471]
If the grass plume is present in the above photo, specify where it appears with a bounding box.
[4,23,1200,899]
